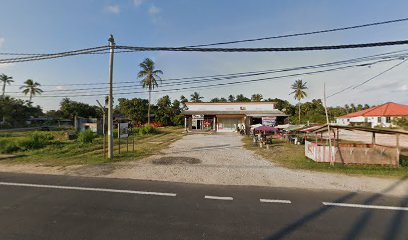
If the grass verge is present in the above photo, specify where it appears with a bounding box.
[242,137,408,178]
[0,127,184,166]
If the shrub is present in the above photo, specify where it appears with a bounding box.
[18,132,54,150]
[131,126,160,135]
[0,141,20,153]
[77,129,97,144]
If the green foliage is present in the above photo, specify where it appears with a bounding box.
[18,131,54,150]
[132,125,160,135]
[171,115,184,126]
[77,129,97,144]
[235,94,251,102]
[59,98,100,120]
[190,92,204,102]
[393,117,408,130]
[117,98,149,126]
[0,141,20,153]
[0,96,43,128]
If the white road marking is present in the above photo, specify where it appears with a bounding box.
[322,202,408,211]
[260,199,291,204]
[204,195,233,201]
[0,182,177,197]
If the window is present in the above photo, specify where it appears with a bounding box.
[377,117,382,123]
[386,117,391,123]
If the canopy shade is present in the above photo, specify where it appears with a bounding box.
[254,125,278,132]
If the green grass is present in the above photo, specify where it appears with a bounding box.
[242,137,408,178]
[0,127,185,166]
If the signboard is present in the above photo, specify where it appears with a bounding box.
[192,115,204,120]
[262,117,276,126]
[118,122,129,138]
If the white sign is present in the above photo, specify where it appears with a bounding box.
[118,123,129,138]
[192,115,204,120]
[262,117,276,126]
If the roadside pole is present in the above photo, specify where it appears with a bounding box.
[323,83,334,166]
[107,35,115,159]
[96,100,106,158]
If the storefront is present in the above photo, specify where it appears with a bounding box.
[182,102,287,133]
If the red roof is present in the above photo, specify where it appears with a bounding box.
[337,102,408,118]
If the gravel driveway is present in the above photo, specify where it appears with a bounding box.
[106,133,408,197]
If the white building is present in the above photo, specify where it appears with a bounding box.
[181,102,287,132]
[335,102,408,128]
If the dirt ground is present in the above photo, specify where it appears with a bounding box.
[1,133,407,197]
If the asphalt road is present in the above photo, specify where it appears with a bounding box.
[0,172,407,240]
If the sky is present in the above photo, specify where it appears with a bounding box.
[0,0,408,111]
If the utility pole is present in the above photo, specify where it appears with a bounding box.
[323,82,334,166]
[107,35,115,159]
[96,100,106,158]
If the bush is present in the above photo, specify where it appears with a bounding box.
[131,126,160,135]
[18,132,54,150]
[0,141,20,153]
[77,129,97,144]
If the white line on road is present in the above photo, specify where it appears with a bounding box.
[322,202,408,211]
[204,195,233,201]
[260,199,291,204]
[0,182,177,197]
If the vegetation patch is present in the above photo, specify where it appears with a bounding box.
[242,137,408,178]
[0,127,184,166]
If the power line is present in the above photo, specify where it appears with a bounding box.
[184,17,408,47]
[10,61,389,98]
[116,39,408,53]
[9,48,408,88]
[3,39,408,65]
[7,53,404,94]
[327,58,408,98]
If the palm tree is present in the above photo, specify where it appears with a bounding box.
[138,58,163,125]
[290,79,308,123]
[190,92,203,102]
[0,74,14,97]
[20,79,43,102]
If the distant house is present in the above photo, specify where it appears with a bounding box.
[181,102,287,132]
[335,102,408,128]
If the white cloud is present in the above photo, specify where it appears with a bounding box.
[105,4,120,14]
[133,0,146,7]
[148,4,160,15]
[0,37,5,48]
[0,63,15,70]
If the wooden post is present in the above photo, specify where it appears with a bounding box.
[132,133,135,152]
[396,134,400,167]
[126,136,129,152]
[372,132,376,145]
[118,123,121,154]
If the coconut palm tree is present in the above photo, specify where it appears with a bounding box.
[251,93,263,102]
[190,92,203,102]
[0,74,14,97]
[20,79,43,102]
[290,79,308,123]
[138,58,163,125]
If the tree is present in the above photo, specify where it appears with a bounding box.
[219,97,227,102]
[117,98,149,126]
[235,94,251,102]
[190,92,203,102]
[251,94,263,102]
[228,94,235,102]
[0,74,14,97]
[290,79,308,123]
[59,98,100,120]
[210,97,221,102]
[0,96,42,128]
[138,58,163,125]
[180,95,188,110]
[155,95,174,126]
[20,79,43,103]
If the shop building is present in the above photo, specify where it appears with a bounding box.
[181,102,287,133]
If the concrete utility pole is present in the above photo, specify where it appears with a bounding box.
[323,82,334,166]
[107,35,115,159]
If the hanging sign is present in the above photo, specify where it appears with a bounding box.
[118,122,129,138]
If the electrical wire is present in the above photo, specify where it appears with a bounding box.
[184,17,408,47]
[327,58,408,98]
